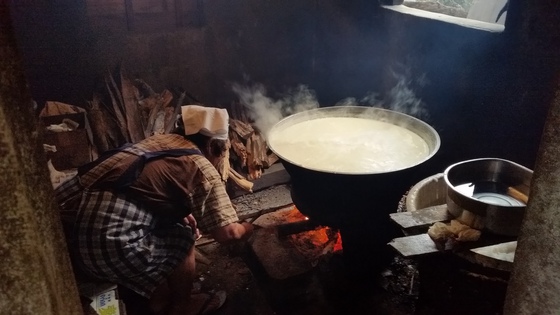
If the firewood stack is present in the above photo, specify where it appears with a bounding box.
[84,66,186,154]
[80,67,269,193]
[227,103,279,180]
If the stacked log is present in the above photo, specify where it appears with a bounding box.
[47,68,265,193]
[84,66,186,153]
[227,103,279,180]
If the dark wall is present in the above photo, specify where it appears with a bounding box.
[375,9,552,177]
[8,0,556,176]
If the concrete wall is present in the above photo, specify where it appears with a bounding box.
[0,3,82,314]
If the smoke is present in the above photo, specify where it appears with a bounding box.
[385,65,429,120]
[334,92,382,108]
[231,83,319,137]
[231,61,429,135]
[330,62,428,120]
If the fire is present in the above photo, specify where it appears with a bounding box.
[285,206,343,261]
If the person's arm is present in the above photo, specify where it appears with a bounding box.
[210,221,254,244]
[190,157,254,244]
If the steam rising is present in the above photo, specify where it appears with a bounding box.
[232,83,319,137]
[386,66,429,119]
[231,65,428,137]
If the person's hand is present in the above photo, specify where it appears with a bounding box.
[184,214,201,239]
[240,221,254,237]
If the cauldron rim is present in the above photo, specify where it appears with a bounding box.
[267,106,441,175]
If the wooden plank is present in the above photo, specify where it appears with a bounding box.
[388,233,442,257]
[389,204,450,229]
[468,241,516,272]
[389,231,517,259]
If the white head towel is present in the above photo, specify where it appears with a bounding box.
[181,105,229,140]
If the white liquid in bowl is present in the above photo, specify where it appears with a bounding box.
[268,117,430,174]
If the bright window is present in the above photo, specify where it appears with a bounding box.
[402,0,508,25]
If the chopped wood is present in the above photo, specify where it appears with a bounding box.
[160,89,174,107]
[229,132,247,168]
[246,132,269,180]
[145,96,164,136]
[249,169,262,180]
[136,96,154,128]
[119,69,146,142]
[100,104,127,151]
[216,140,231,182]
[245,135,258,179]
[230,119,254,139]
[246,134,263,168]
[73,70,277,180]
[227,113,278,179]
[104,70,129,143]
[84,99,109,153]
[164,91,186,134]
[266,152,279,168]
[145,89,174,136]
[133,78,157,98]
[257,133,268,164]
[139,96,158,116]
[86,95,115,153]
[229,168,254,192]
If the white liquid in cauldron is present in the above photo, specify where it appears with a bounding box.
[268,117,430,173]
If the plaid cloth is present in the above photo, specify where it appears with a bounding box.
[55,134,239,298]
[75,188,193,298]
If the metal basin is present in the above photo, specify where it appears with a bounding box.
[405,173,447,212]
[444,158,533,236]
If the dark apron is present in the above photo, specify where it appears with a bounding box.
[57,143,201,212]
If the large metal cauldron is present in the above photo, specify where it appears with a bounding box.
[267,106,440,282]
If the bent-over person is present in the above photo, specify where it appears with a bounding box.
[55,105,254,315]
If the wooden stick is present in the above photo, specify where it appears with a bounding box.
[164,91,185,134]
[228,168,254,192]
[120,72,146,142]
